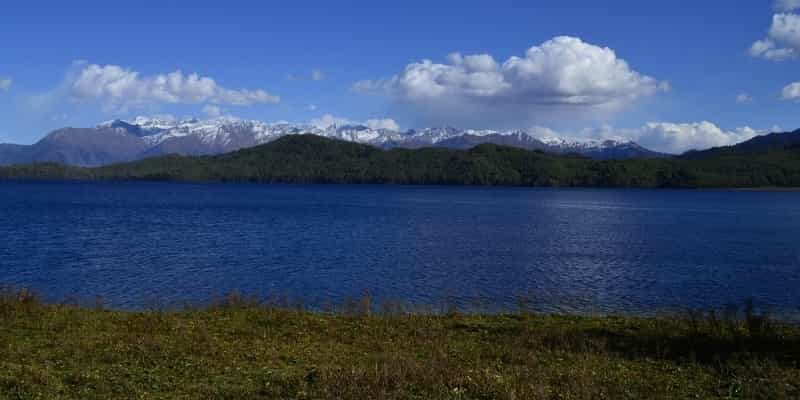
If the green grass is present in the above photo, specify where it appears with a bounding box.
[0,290,798,399]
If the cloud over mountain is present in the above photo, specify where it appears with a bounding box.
[67,62,280,111]
[364,118,400,131]
[514,122,763,154]
[354,36,668,127]
[310,114,400,131]
[301,114,761,154]
[608,122,761,154]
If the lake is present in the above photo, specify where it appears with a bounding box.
[1,181,799,316]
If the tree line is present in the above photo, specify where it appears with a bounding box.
[2,134,800,188]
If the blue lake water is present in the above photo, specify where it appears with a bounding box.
[1,181,799,316]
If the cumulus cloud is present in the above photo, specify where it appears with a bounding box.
[782,81,800,99]
[736,93,754,103]
[354,36,668,127]
[67,62,279,111]
[310,114,400,131]
[775,0,800,11]
[0,77,11,92]
[593,122,762,154]
[768,14,800,50]
[750,13,800,61]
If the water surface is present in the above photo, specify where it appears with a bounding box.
[1,181,798,316]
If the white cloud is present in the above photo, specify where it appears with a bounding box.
[67,62,280,111]
[492,121,765,154]
[736,93,754,103]
[307,104,318,111]
[202,104,222,117]
[310,114,354,129]
[749,39,796,61]
[310,114,400,131]
[0,77,11,92]
[355,36,666,105]
[775,0,800,12]
[354,36,667,127]
[782,81,800,99]
[750,13,800,61]
[502,37,668,105]
[612,122,761,154]
[527,126,564,139]
[365,118,400,131]
[769,14,800,49]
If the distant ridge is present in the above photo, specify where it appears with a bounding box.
[682,129,800,158]
[0,117,668,167]
[2,134,800,188]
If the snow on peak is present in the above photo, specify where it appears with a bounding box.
[132,116,182,129]
[101,116,644,155]
[538,135,633,149]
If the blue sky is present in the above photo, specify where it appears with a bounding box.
[1,0,799,152]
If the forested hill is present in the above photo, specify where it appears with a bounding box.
[1,134,800,188]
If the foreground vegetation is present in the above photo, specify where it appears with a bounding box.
[0,289,798,399]
[2,135,800,188]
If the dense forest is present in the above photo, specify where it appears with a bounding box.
[1,134,800,188]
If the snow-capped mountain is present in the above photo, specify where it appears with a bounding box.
[0,117,667,167]
[110,117,664,158]
[102,117,409,149]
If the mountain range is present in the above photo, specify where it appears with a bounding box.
[3,132,800,188]
[0,117,668,167]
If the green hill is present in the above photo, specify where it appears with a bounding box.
[2,134,800,188]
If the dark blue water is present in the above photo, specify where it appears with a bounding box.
[1,181,799,316]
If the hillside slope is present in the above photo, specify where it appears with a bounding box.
[683,129,800,158]
[2,134,800,188]
[0,117,670,166]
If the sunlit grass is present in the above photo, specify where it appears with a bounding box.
[0,288,798,399]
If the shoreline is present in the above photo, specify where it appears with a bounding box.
[726,187,800,192]
[2,176,800,191]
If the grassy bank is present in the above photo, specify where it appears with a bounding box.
[1,291,798,399]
